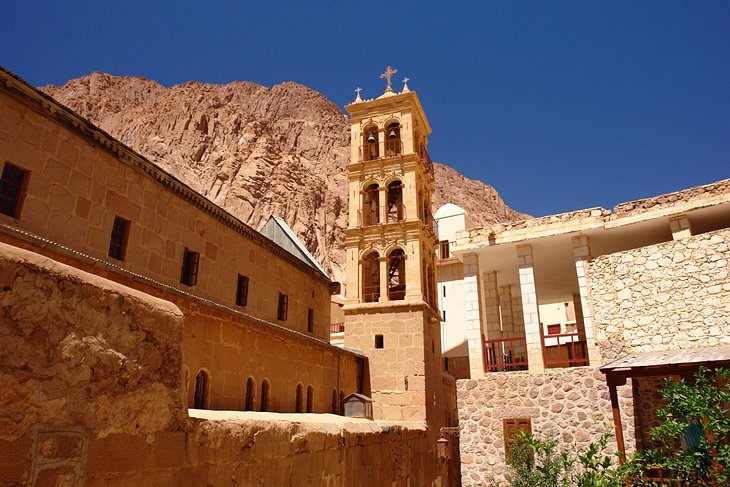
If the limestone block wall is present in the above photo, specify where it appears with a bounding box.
[0,243,450,487]
[0,86,332,339]
[456,368,635,486]
[588,228,730,360]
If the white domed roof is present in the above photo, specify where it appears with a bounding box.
[434,203,466,219]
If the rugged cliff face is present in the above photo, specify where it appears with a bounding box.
[41,73,526,283]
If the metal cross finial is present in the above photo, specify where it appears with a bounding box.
[379,66,398,89]
[402,76,409,84]
[355,87,362,96]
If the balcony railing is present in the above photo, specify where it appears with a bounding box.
[330,322,345,334]
[359,140,403,162]
[483,335,529,372]
[357,205,406,226]
[362,285,380,303]
[541,329,589,368]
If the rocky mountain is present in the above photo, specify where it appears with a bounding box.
[41,73,526,283]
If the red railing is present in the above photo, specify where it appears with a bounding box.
[483,335,529,372]
[541,329,589,368]
[330,322,345,334]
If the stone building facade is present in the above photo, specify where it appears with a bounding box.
[444,179,730,485]
[0,65,456,486]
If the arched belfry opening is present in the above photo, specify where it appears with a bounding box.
[387,180,404,222]
[385,121,401,157]
[362,250,380,303]
[363,124,379,161]
[362,183,380,226]
[388,248,406,301]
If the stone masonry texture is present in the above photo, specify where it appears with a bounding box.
[456,368,635,486]
[589,228,730,361]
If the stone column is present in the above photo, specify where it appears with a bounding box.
[463,253,485,379]
[499,285,514,335]
[517,244,544,373]
[669,215,693,240]
[572,235,602,366]
[379,256,388,303]
[482,271,501,338]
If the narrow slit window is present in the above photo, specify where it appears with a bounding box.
[0,163,28,218]
[180,248,200,286]
[307,308,314,333]
[374,334,384,349]
[277,293,288,321]
[108,216,130,261]
[236,274,249,306]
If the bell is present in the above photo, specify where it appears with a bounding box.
[367,133,376,143]
[389,130,397,139]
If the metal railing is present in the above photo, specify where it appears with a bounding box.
[359,140,403,161]
[330,322,345,334]
[357,205,406,226]
[541,329,589,368]
[362,285,380,303]
[483,335,529,372]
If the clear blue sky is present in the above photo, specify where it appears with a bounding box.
[2,1,728,216]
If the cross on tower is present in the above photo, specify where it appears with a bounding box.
[380,66,398,90]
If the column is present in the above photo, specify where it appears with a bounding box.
[669,215,693,240]
[516,244,544,373]
[463,253,485,379]
[499,285,514,335]
[378,256,388,303]
[572,235,602,366]
[482,271,501,338]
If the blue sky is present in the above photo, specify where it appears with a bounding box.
[2,1,728,216]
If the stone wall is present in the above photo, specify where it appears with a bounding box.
[456,368,635,486]
[0,243,451,486]
[588,228,730,360]
[0,84,332,339]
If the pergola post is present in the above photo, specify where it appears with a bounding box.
[607,373,627,464]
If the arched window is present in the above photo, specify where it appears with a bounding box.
[245,377,255,411]
[306,385,313,413]
[385,122,401,157]
[362,124,379,161]
[260,380,270,412]
[295,383,304,413]
[362,183,380,226]
[388,248,406,301]
[362,251,380,303]
[387,180,404,222]
[193,369,209,409]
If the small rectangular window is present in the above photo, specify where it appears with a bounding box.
[307,308,314,333]
[236,274,249,306]
[442,310,446,321]
[0,163,28,218]
[443,357,449,371]
[439,240,450,259]
[547,324,561,336]
[374,334,384,349]
[442,285,446,298]
[277,293,288,321]
[108,216,130,261]
[180,249,200,286]
[504,418,532,457]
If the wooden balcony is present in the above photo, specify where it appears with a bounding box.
[483,335,529,372]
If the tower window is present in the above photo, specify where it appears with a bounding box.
[362,251,380,303]
[387,248,406,301]
[387,180,404,222]
[108,216,130,261]
[385,122,401,156]
[307,308,314,333]
[374,334,384,349]
[0,163,28,218]
[180,249,200,286]
[362,124,379,161]
[236,274,249,306]
[277,293,288,320]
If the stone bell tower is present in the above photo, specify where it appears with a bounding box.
[343,68,444,424]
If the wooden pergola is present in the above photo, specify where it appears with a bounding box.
[599,345,730,462]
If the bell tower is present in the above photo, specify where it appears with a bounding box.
[343,68,444,423]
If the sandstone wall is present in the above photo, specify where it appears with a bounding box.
[0,243,451,487]
[456,368,635,486]
[588,228,730,360]
[0,84,332,340]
